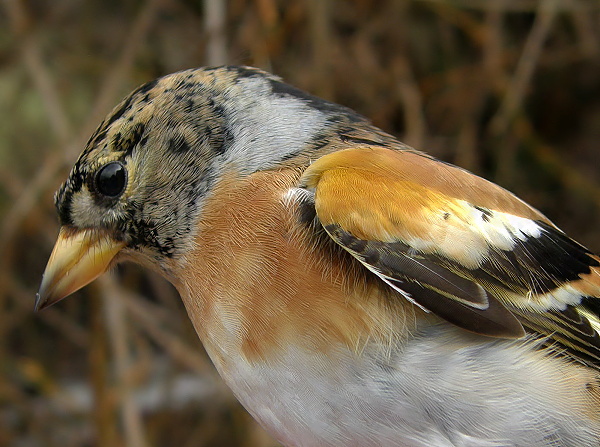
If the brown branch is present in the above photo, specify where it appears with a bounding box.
[490,0,559,136]
[0,0,163,261]
[122,289,216,376]
[3,0,72,142]
[81,0,165,159]
[89,288,119,446]
[7,276,90,346]
[100,274,148,447]
[309,0,333,99]
[571,5,599,58]
[393,56,426,150]
[204,0,228,66]
[416,0,598,13]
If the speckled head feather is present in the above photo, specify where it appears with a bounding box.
[55,66,393,272]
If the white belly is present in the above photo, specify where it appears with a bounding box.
[202,325,600,447]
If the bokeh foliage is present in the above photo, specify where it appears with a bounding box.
[1,0,600,446]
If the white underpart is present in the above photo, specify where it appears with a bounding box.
[221,77,327,173]
[202,324,599,447]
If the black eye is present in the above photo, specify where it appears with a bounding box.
[95,162,127,198]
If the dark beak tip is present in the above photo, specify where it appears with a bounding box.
[34,293,43,312]
[34,292,50,312]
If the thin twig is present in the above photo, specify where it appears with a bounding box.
[7,277,90,346]
[393,56,426,149]
[0,0,163,259]
[490,0,559,136]
[309,0,333,99]
[80,0,165,159]
[571,6,599,58]
[89,287,119,446]
[100,274,148,447]
[2,0,72,142]
[122,289,216,376]
[417,0,598,13]
[204,0,228,66]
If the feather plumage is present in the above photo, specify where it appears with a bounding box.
[300,146,600,364]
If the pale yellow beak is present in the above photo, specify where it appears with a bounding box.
[36,227,126,310]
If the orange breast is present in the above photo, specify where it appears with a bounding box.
[175,168,426,365]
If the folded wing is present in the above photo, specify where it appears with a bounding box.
[298,147,600,365]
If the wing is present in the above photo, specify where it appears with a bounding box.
[298,147,600,365]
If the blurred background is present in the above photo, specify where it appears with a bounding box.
[2,0,600,446]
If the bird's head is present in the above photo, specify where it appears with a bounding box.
[37,66,367,309]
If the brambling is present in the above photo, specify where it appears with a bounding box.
[37,66,600,447]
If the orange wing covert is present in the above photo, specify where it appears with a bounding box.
[300,147,600,364]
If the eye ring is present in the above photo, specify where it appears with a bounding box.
[94,161,127,198]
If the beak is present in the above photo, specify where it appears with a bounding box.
[36,227,126,310]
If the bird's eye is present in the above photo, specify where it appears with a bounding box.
[95,162,127,198]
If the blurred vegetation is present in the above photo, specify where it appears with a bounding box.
[1,0,600,446]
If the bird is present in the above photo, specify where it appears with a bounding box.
[37,65,600,447]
